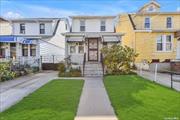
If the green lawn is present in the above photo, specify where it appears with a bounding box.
[104,75,180,120]
[0,80,84,120]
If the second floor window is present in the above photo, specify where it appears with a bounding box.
[100,20,106,31]
[20,23,25,34]
[167,17,172,28]
[144,17,150,29]
[80,20,85,32]
[40,23,45,34]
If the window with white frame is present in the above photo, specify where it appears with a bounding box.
[148,6,154,12]
[22,44,28,56]
[166,35,172,51]
[144,17,150,29]
[40,23,45,34]
[30,44,36,56]
[166,17,172,28]
[78,42,84,53]
[156,35,173,52]
[80,20,85,32]
[20,23,25,34]
[157,36,163,51]
[70,45,76,54]
[100,20,106,31]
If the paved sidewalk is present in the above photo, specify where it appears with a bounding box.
[0,71,58,112]
[75,77,117,120]
[137,71,180,91]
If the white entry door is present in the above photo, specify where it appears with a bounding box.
[177,39,180,59]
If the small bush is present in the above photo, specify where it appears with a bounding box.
[0,62,16,82]
[58,63,66,73]
[101,45,138,75]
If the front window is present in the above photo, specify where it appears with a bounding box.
[78,42,84,53]
[144,17,150,29]
[157,36,163,51]
[40,23,45,34]
[167,17,172,28]
[22,44,28,56]
[166,35,172,51]
[0,43,6,58]
[30,44,36,56]
[20,23,25,34]
[70,46,76,54]
[100,20,106,31]
[80,20,85,32]
[156,35,173,52]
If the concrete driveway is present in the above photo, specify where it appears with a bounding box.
[0,71,58,112]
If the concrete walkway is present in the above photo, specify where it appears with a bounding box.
[75,77,117,120]
[0,71,58,112]
[137,71,180,91]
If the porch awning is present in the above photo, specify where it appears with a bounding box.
[66,37,84,42]
[0,36,37,44]
[0,36,16,43]
[103,36,120,42]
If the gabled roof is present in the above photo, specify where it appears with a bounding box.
[10,18,67,22]
[138,0,160,13]
[69,16,116,19]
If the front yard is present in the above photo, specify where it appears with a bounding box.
[104,75,180,120]
[0,80,84,120]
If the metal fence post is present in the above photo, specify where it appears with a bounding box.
[154,64,158,82]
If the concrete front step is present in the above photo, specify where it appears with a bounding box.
[75,116,118,120]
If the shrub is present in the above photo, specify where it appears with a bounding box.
[0,62,16,82]
[58,63,66,73]
[101,45,138,74]
[58,62,82,77]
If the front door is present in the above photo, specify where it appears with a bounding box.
[177,39,180,59]
[88,38,98,61]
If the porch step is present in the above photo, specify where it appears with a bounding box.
[84,62,103,77]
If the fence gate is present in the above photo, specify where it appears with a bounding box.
[41,55,64,70]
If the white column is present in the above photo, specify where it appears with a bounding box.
[36,40,40,58]
[28,44,30,57]
[16,43,19,58]
[5,43,10,58]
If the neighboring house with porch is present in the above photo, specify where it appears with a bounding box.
[63,16,123,76]
[11,18,70,64]
[116,0,180,69]
[0,17,40,67]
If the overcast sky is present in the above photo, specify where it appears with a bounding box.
[0,0,180,19]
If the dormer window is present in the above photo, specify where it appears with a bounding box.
[80,20,85,32]
[166,17,172,28]
[40,23,45,34]
[148,6,154,12]
[100,20,106,31]
[144,17,150,29]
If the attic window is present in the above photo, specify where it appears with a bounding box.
[148,6,154,12]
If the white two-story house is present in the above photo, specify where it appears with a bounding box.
[12,18,69,64]
[63,16,123,67]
